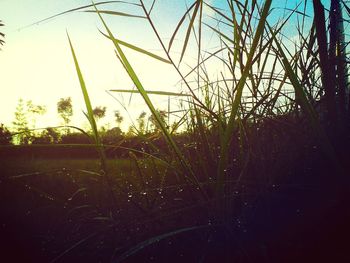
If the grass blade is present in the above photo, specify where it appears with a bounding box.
[110,89,191,97]
[115,225,212,262]
[93,3,207,200]
[84,10,146,19]
[101,31,171,63]
[167,1,197,52]
[179,0,201,63]
[216,0,272,201]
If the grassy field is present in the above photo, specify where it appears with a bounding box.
[1,0,350,262]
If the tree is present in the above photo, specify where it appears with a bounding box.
[92,106,107,121]
[149,109,167,133]
[136,111,147,134]
[0,124,11,145]
[57,97,73,131]
[12,99,31,144]
[114,110,124,127]
[12,99,46,144]
[27,100,46,129]
[32,128,60,144]
[102,127,123,144]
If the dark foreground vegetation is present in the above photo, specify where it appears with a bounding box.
[1,0,350,262]
[1,119,350,262]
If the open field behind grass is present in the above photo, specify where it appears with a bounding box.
[2,157,134,177]
[1,151,350,262]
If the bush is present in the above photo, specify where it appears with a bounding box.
[0,124,12,145]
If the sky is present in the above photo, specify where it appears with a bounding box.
[0,0,334,131]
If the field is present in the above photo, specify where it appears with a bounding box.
[1,138,349,262]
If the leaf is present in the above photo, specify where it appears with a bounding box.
[168,1,197,52]
[101,31,171,63]
[110,89,191,97]
[18,1,139,30]
[115,225,212,262]
[179,0,201,63]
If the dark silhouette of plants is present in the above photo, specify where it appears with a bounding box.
[57,97,73,133]
[0,124,11,145]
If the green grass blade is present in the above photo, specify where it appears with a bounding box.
[84,10,146,19]
[67,31,119,209]
[101,31,171,63]
[167,1,197,52]
[93,3,207,200]
[67,33,99,145]
[19,1,139,30]
[216,0,272,200]
[110,89,191,97]
[115,225,212,262]
[179,0,201,63]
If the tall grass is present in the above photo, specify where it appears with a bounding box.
[11,0,349,261]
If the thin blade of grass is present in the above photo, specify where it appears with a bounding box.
[216,0,272,201]
[101,31,171,63]
[67,33,100,145]
[168,1,197,52]
[179,0,201,63]
[110,89,191,97]
[115,225,213,262]
[84,10,145,19]
[18,1,139,31]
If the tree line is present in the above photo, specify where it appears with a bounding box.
[0,97,173,145]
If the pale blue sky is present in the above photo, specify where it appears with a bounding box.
[0,0,338,131]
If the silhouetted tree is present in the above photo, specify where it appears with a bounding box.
[12,99,31,144]
[27,100,46,129]
[149,109,167,133]
[114,110,123,127]
[32,128,60,144]
[12,99,46,144]
[92,106,107,121]
[102,127,123,144]
[0,124,11,145]
[137,111,147,134]
[57,97,73,133]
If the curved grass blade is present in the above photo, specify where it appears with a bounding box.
[110,89,191,97]
[67,32,119,207]
[168,1,197,52]
[115,225,213,262]
[216,0,272,200]
[50,226,112,263]
[101,31,171,63]
[179,0,201,63]
[18,1,139,31]
[67,34,100,145]
[84,10,146,19]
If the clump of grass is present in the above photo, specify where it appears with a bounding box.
[4,0,349,261]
